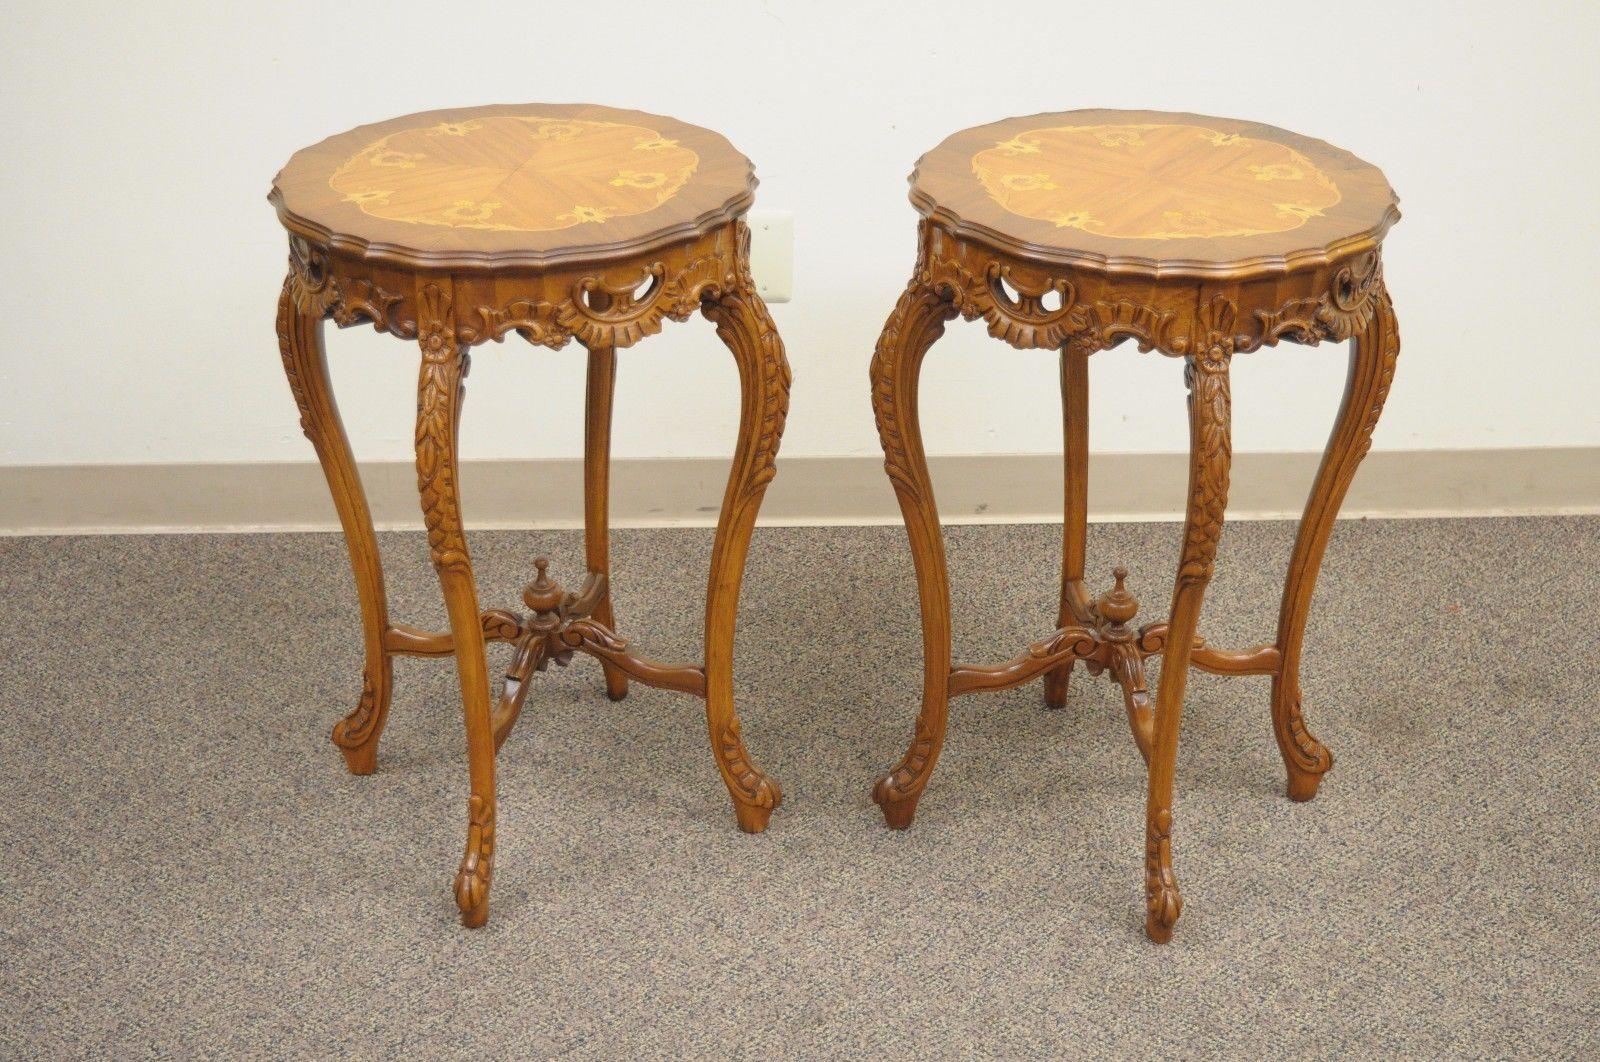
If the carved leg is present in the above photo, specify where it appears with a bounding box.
[1045,342,1092,709]
[584,342,629,702]
[276,277,394,775]
[870,276,960,829]
[414,285,496,927]
[698,277,789,833]
[1272,287,1400,801]
[1145,347,1231,943]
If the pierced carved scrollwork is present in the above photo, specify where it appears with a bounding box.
[284,222,743,352]
[917,223,1388,357]
[286,237,337,317]
[331,279,412,337]
[287,237,414,336]
[468,297,568,349]
[935,260,1080,349]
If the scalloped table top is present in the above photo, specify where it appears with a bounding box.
[269,103,756,269]
[910,109,1399,279]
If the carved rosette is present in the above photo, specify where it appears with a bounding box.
[453,793,496,920]
[414,285,470,574]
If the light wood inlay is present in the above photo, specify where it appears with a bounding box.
[910,108,1398,278]
[972,123,1341,240]
[328,115,700,233]
[269,103,756,268]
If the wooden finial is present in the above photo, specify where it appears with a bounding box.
[1097,566,1139,626]
[522,556,565,613]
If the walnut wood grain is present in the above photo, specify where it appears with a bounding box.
[411,281,498,928]
[868,275,960,830]
[1273,287,1400,799]
[271,108,786,929]
[583,340,630,702]
[699,271,790,832]
[1043,344,1091,709]
[871,113,1400,943]
[276,282,393,775]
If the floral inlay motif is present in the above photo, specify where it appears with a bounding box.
[972,123,1341,240]
[329,114,700,232]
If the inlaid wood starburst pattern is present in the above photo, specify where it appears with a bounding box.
[328,114,700,233]
[972,124,1342,240]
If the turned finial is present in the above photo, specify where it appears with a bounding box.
[522,556,566,614]
[1097,566,1139,626]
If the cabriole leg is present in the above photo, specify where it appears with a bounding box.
[698,277,790,832]
[414,285,497,927]
[1272,287,1400,800]
[1145,346,1232,943]
[276,277,393,775]
[870,275,960,829]
[1045,342,1092,709]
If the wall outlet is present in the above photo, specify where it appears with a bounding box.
[746,210,793,303]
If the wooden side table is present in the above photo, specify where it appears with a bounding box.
[868,110,1400,941]
[269,104,789,927]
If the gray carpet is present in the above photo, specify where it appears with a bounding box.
[2,517,1596,1058]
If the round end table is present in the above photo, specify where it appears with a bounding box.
[270,104,790,927]
[868,109,1400,942]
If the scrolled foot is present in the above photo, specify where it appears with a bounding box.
[1276,688,1333,802]
[873,777,922,830]
[330,666,389,776]
[453,794,495,928]
[714,720,781,834]
[1286,765,1326,802]
[1144,807,1183,943]
[338,742,377,776]
[732,794,777,834]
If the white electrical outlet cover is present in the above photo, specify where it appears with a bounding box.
[746,210,794,303]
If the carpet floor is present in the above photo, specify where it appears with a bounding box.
[1,517,1596,1058]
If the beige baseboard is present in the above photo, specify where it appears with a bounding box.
[4,448,1596,535]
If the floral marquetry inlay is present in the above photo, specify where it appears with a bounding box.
[328,115,700,233]
[972,124,1342,240]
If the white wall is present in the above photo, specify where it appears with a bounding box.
[3,0,1597,468]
